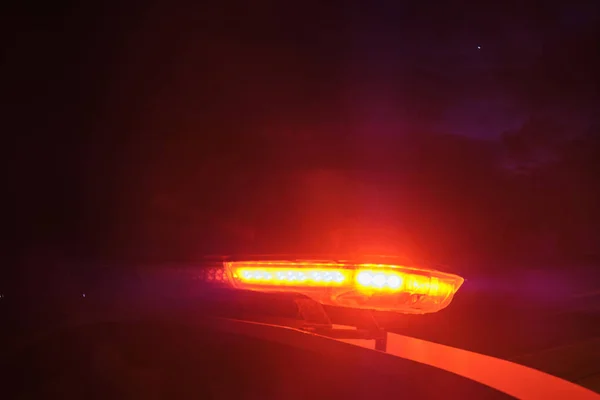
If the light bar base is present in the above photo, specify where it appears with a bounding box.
[294,296,388,352]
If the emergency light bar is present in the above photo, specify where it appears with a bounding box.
[201,260,464,314]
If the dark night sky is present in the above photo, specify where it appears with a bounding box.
[4,2,600,264]
[100,2,599,140]
[6,2,598,141]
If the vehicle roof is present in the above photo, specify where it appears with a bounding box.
[3,316,513,399]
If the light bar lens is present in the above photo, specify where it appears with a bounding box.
[224,260,464,314]
[235,267,351,286]
[196,266,230,285]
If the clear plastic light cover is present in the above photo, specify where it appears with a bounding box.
[222,260,464,314]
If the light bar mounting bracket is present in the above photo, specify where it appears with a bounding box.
[294,297,388,352]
